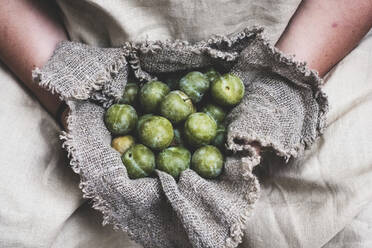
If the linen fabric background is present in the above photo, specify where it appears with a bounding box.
[0,0,371,247]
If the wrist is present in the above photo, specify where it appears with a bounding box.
[275,30,327,77]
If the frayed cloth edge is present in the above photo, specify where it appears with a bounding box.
[253,32,329,150]
[59,101,262,248]
[122,26,264,85]
[32,41,129,102]
[224,155,261,248]
[34,27,310,248]
[59,101,141,244]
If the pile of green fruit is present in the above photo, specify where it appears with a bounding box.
[104,69,245,180]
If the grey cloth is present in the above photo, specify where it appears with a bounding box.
[32,27,327,248]
[32,42,127,102]
[228,37,328,159]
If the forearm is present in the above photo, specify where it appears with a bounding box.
[276,0,372,77]
[0,0,67,117]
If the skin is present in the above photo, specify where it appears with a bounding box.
[247,0,372,154]
[276,0,372,77]
[0,0,67,121]
[1,0,372,152]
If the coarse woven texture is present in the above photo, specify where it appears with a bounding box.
[228,37,328,160]
[32,42,128,103]
[33,26,328,248]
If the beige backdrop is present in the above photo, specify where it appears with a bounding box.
[0,0,371,247]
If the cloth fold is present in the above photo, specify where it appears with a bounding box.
[33,26,327,248]
[228,37,328,159]
[1,0,371,246]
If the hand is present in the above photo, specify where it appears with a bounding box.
[225,29,328,160]
[0,0,67,122]
[227,0,372,159]
[276,0,372,77]
[227,70,323,160]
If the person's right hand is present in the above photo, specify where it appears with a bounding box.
[227,70,323,160]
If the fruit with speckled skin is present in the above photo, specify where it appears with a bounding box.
[120,83,139,105]
[160,90,194,123]
[105,104,138,135]
[179,71,210,103]
[211,73,244,106]
[156,147,191,178]
[205,68,221,83]
[136,114,153,134]
[201,104,226,124]
[184,113,217,147]
[122,144,155,179]
[111,135,135,155]
[211,124,226,149]
[138,116,174,150]
[191,145,224,179]
[139,81,170,113]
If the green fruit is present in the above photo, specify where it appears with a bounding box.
[205,68,221,83]
[139,116,174,150]
[136,114,154,134]
[201,104,226,124]
[160,90,194,123]
[211,124,226,149]
[170,127,184,147]
[111,135,135,155]
[122,144,155,179]
[139,81,170,113]
[211,73,245,106]
[120,83,139,105]
[179,71,210,103]
[156,147,191,178]
[105,104,138,135]
[191,145,224,179]
[184,113,217,147]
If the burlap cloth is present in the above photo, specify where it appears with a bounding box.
[32,27,328,248]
